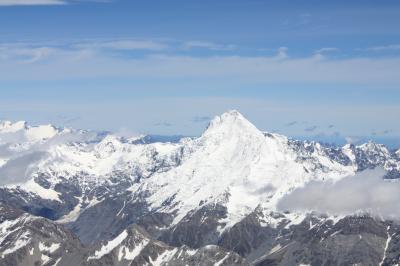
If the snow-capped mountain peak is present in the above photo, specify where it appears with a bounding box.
[94,135,125,157]
[140,111,349,229]
[359,141,390,155]
[202,110,261,138]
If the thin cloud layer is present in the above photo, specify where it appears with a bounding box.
[182,41,236,51]
[1,42,400,87]
[192,116,211,123]
[365,44,400,52]
[0,0,65,5]
[74,39,168,51]
[304,125,318,132]
[0,0,108,5]
[0,151,47,185]
[278,168,400,220]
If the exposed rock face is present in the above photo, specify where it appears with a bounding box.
[159,203,228,249]
[3,202,400,266]
[253,216,399,266]
[0,203,249,265]
[0,203,84,266]
[84,224,248,266]
[218,209,284,260]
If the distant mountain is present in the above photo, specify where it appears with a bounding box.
[1,111,400,265]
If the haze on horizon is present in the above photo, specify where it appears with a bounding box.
[0,0,399,147]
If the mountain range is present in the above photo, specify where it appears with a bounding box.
[0,110,400,266]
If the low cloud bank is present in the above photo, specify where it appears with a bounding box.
[278,168,400,220]
[0,128,98,185]
[0,152,47,185]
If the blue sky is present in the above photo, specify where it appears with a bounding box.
[1,0,400,147]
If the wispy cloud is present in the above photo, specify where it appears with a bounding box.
[154,122,173,127]
[182,41,236,51]
[304,125,318,132]
[275,46,288,59]
[315,47,339,54]
[0,44,57,63]
[0,0,110,5]
[60,115,81,125]
[364,44,400,52]
[1,40,400,88]
[0,0,65,5]
[0,39,167,63]
[75,39,168,51]
[192,116,211,123]
[372,129,392,136]
[344,136,365,144]
[313,48,339,60]
[285,121,297,127]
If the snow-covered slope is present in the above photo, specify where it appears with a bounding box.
[137,111,353,229]
[0,121,96,197]
[36,134,182,183]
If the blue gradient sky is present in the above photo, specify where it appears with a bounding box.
[0,0,400,147]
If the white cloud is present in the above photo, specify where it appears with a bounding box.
[75,39,168,51]
[275,46,288,59]
[0,44,58,63]
[278,168,400,220]
[364,44,400,52]
[345,136,359,144]
[315,47,339,54]
[182,41,236,51]
[0,0,65,5]
[0,0,110,5]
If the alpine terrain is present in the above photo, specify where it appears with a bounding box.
[1,110,400,266]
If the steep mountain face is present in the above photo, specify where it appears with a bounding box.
[252,215,400,266]
[0,203,83,266]
[1,111,400,265]
[0,203,247,266]
[84,223,248,266]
